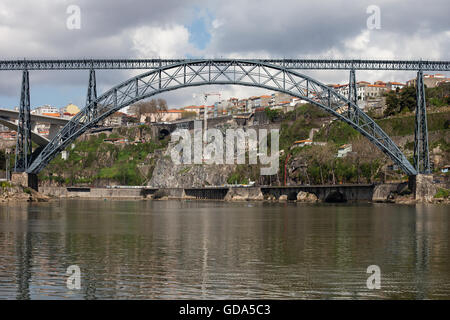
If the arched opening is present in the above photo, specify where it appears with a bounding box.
[325,191,346,203]
[159,129,170,140]
[287,191,298,201]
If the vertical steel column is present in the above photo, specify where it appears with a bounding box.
[348,68,357,122]
[86,68,97,122]
[14,69,32,172]
[413,70,430,173]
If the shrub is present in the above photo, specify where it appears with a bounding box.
[434,188,449,199]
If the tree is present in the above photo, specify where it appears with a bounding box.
[130,98,168,123]
[384,86,417,117]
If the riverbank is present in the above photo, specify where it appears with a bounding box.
[36,184,449,204]
[0,181,49,203]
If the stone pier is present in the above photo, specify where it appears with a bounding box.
[11,172,39,191]
[409,174,437,202]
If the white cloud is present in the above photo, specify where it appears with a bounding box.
[0,0,448,108]
[131,25,198,58]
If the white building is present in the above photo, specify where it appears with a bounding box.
[337,144,352,158]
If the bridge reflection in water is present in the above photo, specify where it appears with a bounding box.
[0,200,448,299]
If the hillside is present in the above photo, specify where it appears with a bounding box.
[1,104,447,187]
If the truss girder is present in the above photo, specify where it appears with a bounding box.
[26,60,417,175]
[0,59,448,71]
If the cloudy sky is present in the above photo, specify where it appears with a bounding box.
[0,0,448,110]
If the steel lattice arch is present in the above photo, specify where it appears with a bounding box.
[26,59,418,175]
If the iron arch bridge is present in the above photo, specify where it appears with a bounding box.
[25,59,419,175]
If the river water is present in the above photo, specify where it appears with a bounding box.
[0,200,449,299]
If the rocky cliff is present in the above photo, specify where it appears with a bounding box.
[149,145,236,188]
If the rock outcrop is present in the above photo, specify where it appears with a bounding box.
[372,184,399,202]
[149,146,236,188]
[1,182,50,202]
[296,191,319,202]
[224,187,264,201]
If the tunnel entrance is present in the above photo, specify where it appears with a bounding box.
[325,191,347,203]
[287,191,298,201]
[159,129,170,140]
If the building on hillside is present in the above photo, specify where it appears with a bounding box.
[183,105,215,118]
[386,82,406,91]
[292,139,312,148]
[259,95,272,108]
[31,105,60,117]
[237,99,248,112]
[140,109,185,123]
[271,92,292,106]
[228,98,239,108]
[406,74,450,88]
[337,144,352,158]
[183,105,203,115]
[60,103,80,118]
[247,96,260,109]
[290,97,308,106]
[0,130,16,139]
[103,111,135,127]
[365,84,387,99]
[0,123,10,132]
[374,80,386,86]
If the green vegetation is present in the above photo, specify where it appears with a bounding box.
[39,127,168,186]
[226,164,261,185]
[427,83,450,107]
[384,86,417,116]
[314,121,359,145]
[227,166,249,185]
[434,188,449,199]
[278,104,390,185]
[279,104,330,151]
[1,181,12,190]
[264,107,281,122]
[376,111,450,136]
[178,167,191,175]
[384,83,450,117]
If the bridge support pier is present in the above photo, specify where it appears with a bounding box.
[14,69,32,172]
[347,68,358,122]
[413,70,430,174]
[86,68,98,122]
[408,174,436,202]
[11,172,38,191]
[48,123,60,140]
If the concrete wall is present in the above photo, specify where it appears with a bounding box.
[39,186,156,199]
[260,185,375,202]
[39,185,376,202]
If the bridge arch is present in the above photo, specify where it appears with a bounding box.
[27,59,417,175]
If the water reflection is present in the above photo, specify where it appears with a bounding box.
[0,200,449,299]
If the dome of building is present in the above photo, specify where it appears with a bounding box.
[64,103,80,115]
